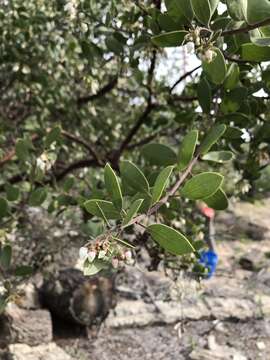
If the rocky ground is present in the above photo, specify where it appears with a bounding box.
[1,198,270,360]
[56,199,270,360]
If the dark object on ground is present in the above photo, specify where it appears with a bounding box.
[0,305,52,347]
[39,268,116,330]
[239,257,256,272]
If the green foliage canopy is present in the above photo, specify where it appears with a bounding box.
[1,0,270,305]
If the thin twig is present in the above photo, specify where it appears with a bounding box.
[77,76,118,106]
[61,130,102,165]
[170,65,201,94]
[126,155,199,228]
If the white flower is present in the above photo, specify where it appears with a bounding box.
[22,65,31,74]
[124,250,133,264]
[203,49,216,64]
[36,153,53,173]
[81,23,88,33]
[36,157,46,172]
[79,246,88,260]
[241,128,251,143]
[88,250,96,262]
[124,250,132,260]
[13,63,20,72]
[64,1,77,20]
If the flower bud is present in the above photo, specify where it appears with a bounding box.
[79,247,88,261]
[111,258,119,269]
[88,250,96,262]
[36,157,46,172]
[81,23,88,33]
[119,260,125,268]
[124,250,132,260]
[241,129,251,143]
[201,49,217,64]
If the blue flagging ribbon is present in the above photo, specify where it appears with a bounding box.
[199,250,218,279]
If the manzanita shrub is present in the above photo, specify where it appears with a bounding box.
[80,125,228,275]
[1,0,270,310]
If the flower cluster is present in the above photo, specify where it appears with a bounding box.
[64,0,78,20]
[185,28,201,49]
[198,48,217,64]
[79,238,133,270]
[185,28,217,64]
[36,152,53,173]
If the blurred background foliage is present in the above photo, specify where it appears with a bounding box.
[1,0,270,305]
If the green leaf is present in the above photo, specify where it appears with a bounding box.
[84,259,108,276]
[15,139,29,161]
[197,77,212,113]
[202,151,234,163]
[122,199,144,228]
[242,0,270,25]
[141,143,177,166]
[104,163,123,210]
[202,48,227,85]
[63,177,74,192]
[200,124,227,154]
[165,0,190,23]
[224,63,240,90]
[209,0,220,13]
[178,130,198,171]
[45,126,61,147]
[240,43,270,62]
[147,223,195,255]
[120,161,150,194]
[105,35,123,55]
[226,0,245,20]
[191,0,211,25]
[96,202,110,226]
[152,166,174,204]
[220,113,249,126]
[14,265,33,277]
[158,13,183,32]
[147,15,160,35]
[191,0,217,25]
[131,192,152,213]
[220,87,247,114]
[224,126,244,139]
[203,188,229,210]
[250,28,270,47]
[29,188,47,206]
[56,194,75,207]
[181,172,224,200]
[0,245,12,269]
[151,30,188,47]
[179,0,194,21]
[0,197,9,218]
[84,199,121,220]
[6,184,20,202]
